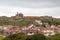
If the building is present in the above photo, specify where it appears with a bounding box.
[24,16,40,19]
[15,12,24,19]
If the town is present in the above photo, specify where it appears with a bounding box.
[0,12,60,37]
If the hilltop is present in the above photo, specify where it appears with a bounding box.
[0,12,60,27]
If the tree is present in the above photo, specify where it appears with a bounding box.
[3,33,46,40]
[46,34,60,40]
[26,34,46,40]
[3,33,26,40]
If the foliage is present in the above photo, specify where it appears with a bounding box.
[3,33,26,40]
[31,34,46,40]
[3,33,60,40]
[0,16,60,27]
[46,34,60,40]
[3,33,46,40]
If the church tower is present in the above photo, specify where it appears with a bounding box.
[16,12,23,19]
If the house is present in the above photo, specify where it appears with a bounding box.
[0,26,3,30]
[21,26,39,35]
[44,23,50,27]
[41,27,55,36]
[2,26,21,36]
[51,25,56,28]
[55,26,60,33]
[27,20,43,27]
[35,20,42,25]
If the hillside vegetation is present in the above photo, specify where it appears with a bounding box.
[0,16,60,27]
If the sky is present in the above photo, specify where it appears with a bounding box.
[0,0,60,18]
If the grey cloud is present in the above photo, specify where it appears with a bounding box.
[0,0,60,8]
[0,0,60,18]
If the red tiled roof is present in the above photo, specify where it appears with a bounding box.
[43,28,54,30]
[24,16,40,18]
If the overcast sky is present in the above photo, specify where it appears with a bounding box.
[0,0,60,18]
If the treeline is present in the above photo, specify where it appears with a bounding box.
[3,33,46,40]
[3,33,60,40]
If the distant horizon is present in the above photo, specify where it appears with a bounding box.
[0,12,59,18]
